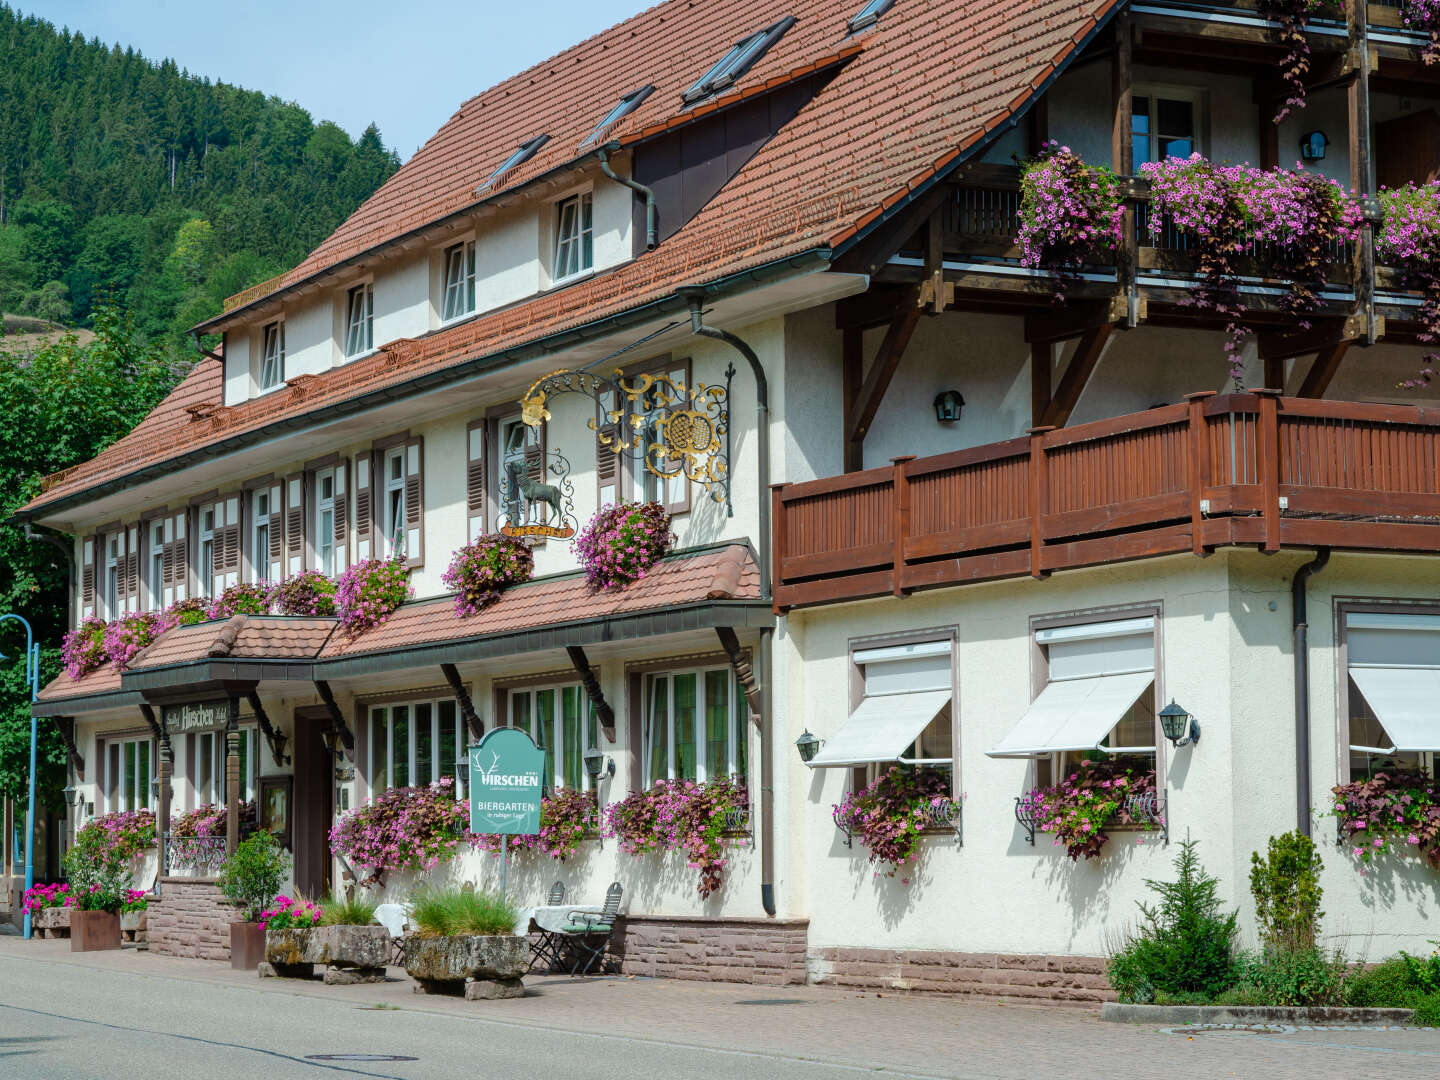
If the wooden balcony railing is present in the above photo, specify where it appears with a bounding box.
[771,393,1440,610]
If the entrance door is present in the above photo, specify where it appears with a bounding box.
[291,707,333,900]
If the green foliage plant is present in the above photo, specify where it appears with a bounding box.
[216,832,290,922]
[1230,946,1348,1007]
[320,894,380,927]
[1250,830,1325,953]
[410,887,518,937]
[1106,839,1239,1003]
[62,826,136,914]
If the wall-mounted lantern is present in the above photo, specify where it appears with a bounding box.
[795,729,822,764]
[933,390,965,424]
[583,747,616,781]
[1159,699,1200,748]
[1300,131,1329,162]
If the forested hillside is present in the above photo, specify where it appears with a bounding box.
[0,3,400,351]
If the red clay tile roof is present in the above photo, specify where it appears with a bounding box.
[21,0,1119,515]
[321,543,761,660]
[125,616,339,669]
[36,662,124,703]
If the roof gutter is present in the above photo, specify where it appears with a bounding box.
[14,249,831,525]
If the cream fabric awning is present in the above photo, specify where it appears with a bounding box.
[1349,665,1440,753]
[808,689,951,768]
[986,670,1154,758]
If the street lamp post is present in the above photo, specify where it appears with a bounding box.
[0,613,41,940]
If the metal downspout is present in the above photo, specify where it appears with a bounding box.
[599,147,657,251]
[680,289,777,917]
[1292,548,1331,836]
[191,330,224,365]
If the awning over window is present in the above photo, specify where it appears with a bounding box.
[986,670,1154,758]
[1349,665,1440,753]
[808,689,951,768]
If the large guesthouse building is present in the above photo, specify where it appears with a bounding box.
[15,0,1440,996]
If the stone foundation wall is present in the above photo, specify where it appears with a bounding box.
[148,877,241,961]
[808,947,1115,1004]
[611,915,809,985]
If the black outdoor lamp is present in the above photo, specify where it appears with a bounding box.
[1300,130,1329,162]
[1158,699,1200,748]
[795,729,822,764]
[933,390,965,424]
[583,747,615,781]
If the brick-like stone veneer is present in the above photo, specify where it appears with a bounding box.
[808,947,1115,1004]
[610,915,809,985]
[148,877,242,961]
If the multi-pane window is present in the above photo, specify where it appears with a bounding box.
[368,699,465,797]
[252,489,271,583]
[260,321,285,390]
[149,521,165,611]
[623,362,689,508]
[504,685,599,793]
[382,448,406,558]
[1345,612,1440,780]
[188,728,259,808]
[104,534,121,619]
[343,284,373,357]
[553,193,594,282]
[198,505,217,598]
[643,667,746,787]
[682,20,792,104]
[1131,90,1201,166]
[107,737,155,813]
[315,468,336,576]
[442,241,476,321]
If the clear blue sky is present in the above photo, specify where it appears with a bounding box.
[23,0,650,160]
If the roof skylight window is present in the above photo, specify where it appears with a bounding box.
[477,134,550,193]
[847,0,894,34]
[581,86,656,149]
[681,17,795,105]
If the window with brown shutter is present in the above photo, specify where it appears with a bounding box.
[267,485,284,581]
[285,473,305,577]
[595,394,620,509]
[620,357,691,514]
[404,436,424,569]
[164,510,189,605]
[124,525,140,613]
[466,420,487,542]
[354,452,374,561]
[80,535,96,622]
[333,460,349,574]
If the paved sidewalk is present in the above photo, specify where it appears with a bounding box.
[3,935,1440,1079]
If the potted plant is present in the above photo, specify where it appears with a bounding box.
[402,887,527,1000]
[22,882,76,938]
[572,501,673,591]
[262,894,390,984]
[119,889,148,942]
[441,534,533,616]
[216,831,289,970]
[61,832,135,952]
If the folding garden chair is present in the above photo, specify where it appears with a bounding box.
[529,880,567,972]
[560,881,623,976]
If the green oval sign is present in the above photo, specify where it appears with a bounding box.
[468,727,544,835]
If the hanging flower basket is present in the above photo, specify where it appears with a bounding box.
[572,501,674,591]
[271,570,337,616]
[602,776,748,897]
[1254,0,1345,122]
[832,766,953,881]
[334,558,411,636]
[103,610,169,668]
[1377,181,1440,387]
[207,582,273,619]
[1017,142,1124,299]
[1019,756,1158,860]
[1332,769,1440,868]
[328,777,470,886]
[61,617,109,679]
[441,534,533,617]
[165,597,209,626]
[1401,0,1440,65]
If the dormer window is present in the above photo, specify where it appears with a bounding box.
[582,86,655,148]
[478,135,549,193]
[553,193,594,283]
[344,283,373,357]
[259,321,285,390]
[847,0,894,34]
[682,18,794,105]
[442,241,476,321]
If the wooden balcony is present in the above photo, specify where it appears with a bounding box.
[770,393,1440,611]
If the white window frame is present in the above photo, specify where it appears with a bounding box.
[259,321,285,391]
[107,737,155,813]
[251,488,271,584]
[198,504,218,599]
[148,520,166,611]
[850,637,955,784]
[367,698,466,799]
[1132,85,1206,167]
[503,683,599,793]
[315,467,337,576]
[552,191,594,284]
[1340,606,1440,781]
[104,533,121,619]
[642,665,744,788]
[343,283,373,358]
[441,240,476,322]
[188,727,259,809]
[381,448,406,558]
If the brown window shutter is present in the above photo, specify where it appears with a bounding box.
[466,420,487,542]
[124,525,140,612]
[285,473,305,577]
[404,437,424,569]
[333,460,349,573]
[225,522,242,576]
[80,535,96,619]
[268,490,283,569]
[595,422,619,506]
[353,452,373,561]
[171,510,189,601]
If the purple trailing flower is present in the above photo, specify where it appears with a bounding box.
[1020,756,1157,861]
[1255,0,1345,122]
[206,582,272,619]
[329,777,471,886]
[60,617,108,679]
[271,570,337,616]
[572,501,674,591]
[1016,142,1124,301]
[1333,769,1440,868]
[102,610,169,668]
[73,809,156,864]
[601,776,748,897]
[441,534,533,617]
[172,801,256,839]
[334,558,411,636]
[1377,182,1440,387]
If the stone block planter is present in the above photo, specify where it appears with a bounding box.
[120,911,147,944]
[71,910,122,952]
[230,921,266,971]
[402,934,528,1000]
[261,925,392,984]
[32,907,71,939]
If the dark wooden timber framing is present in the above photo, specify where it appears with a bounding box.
[564,646,617,743]
[842,328,864,471]
[245,688,289,766]
[771,394,1440,612]
[55,717,84,776]
[225,694,240,856]
[847,299,923,447]
[1112,11,1136,310]
[714,627,763,729]
[138,703,162,741]
[313,680,355,754]
[440,663,484,741]
[1039,325,1114,428]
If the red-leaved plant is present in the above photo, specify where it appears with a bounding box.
[572,501,674,591]
[602,776,748,897]
[1333,768,1440,869]
[271,570,337,616]
[328,776,470,886]
[1020,756,1158,860]
[441,534,533,617]
[832,766,952,880]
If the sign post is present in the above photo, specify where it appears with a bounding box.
[468,728,544,898]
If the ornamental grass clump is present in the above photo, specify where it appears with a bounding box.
[1376,183,1440,387]
[1021,755,1157,860]
[73,809,156,864]
[328,777,471,886]
[476,787,598,861]
[602,776,748,897]
[1016,143,1124,300]
[334,558,411,635]
[411,887,517,937]
[1332,767,1440,868]
[259,894,322,931]
[573,501,673,591]
[206,581,272,619]
[61,617,108,679]
[320,894,379,927]
[832,766,952,881]
[271,570,337,616]
[102,610,168,668]
[441,534,533,617]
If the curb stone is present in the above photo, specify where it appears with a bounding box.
[1101,1003,1416,1027]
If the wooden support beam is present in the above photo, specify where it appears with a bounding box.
[314,679,356,754]
[715,628,763,728]
[1031,341,1053,430]
[847,305,923,445]
[925,212,945,316]
[1264,355,1286,392]
[564,646,617,744]
[1039,324,1114,428]
[54,717,84,778]
[139,703,162,742]
[834,285,920,332]
[842,327,864,472]
[441,662,484,742]
[1258,314,1367,362]
[1023,295,1131,344]
[1297,341,1353,399]
[1028,94,1049,156]
[1112,15,1137,313]
[245,688,289,767]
